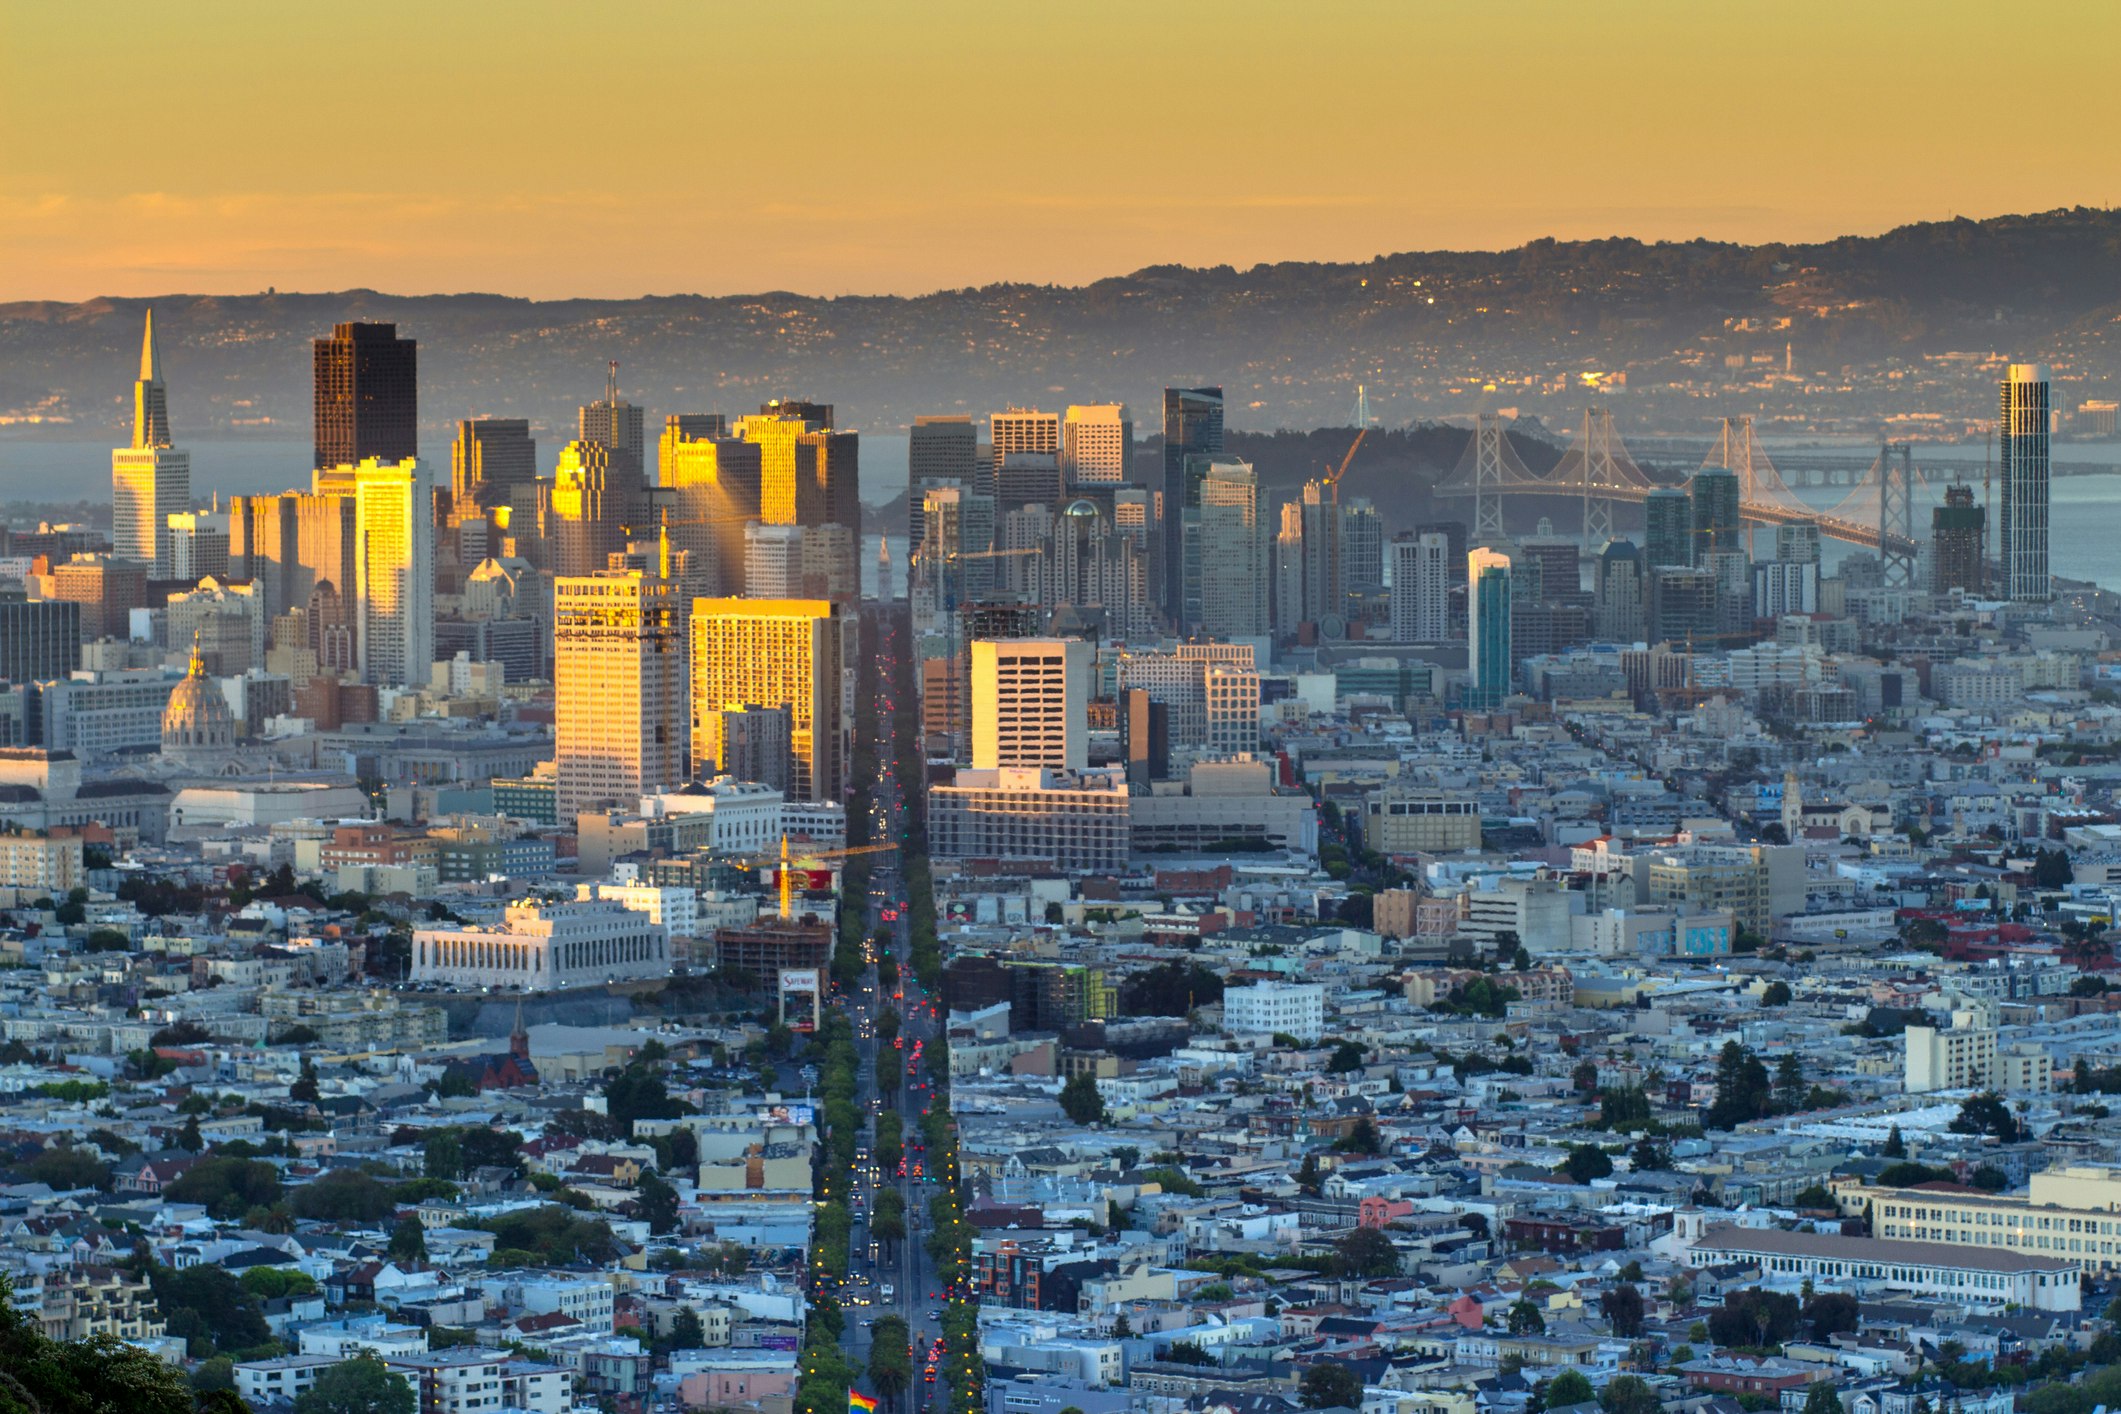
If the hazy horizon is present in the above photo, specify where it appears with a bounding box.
[9,1,2119,303]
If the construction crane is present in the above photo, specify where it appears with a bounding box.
[913,544,1042,616]
[772,835,901,920]
[1320,428,1369,632]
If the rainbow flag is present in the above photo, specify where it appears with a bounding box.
[850,1393,879,1413]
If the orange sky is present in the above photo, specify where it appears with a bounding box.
[5,0,2118,302]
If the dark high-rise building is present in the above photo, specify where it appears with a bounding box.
[313,323,417,470]
[1593,540,1645,643]
[1932,484,1986,595]
[1643,488,1692,568]
[2000,363,2052,603]
[0,596,81,684]
[1120,686,1169,787]
[581,367,648,484]
[1648,565,1717,645]
[1161,387,1223,615]
[1690,466,1743,559]
[909,415,979,541]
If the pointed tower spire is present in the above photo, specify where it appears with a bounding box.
[131,308,173,450]
[187,630,205,679]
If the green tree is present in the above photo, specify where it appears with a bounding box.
[1506,1299,1546,1336]
[1327,1040,1367,1073]
[290,1057,321,1104]
[1600,1375,1660,1414]
[1949,1091,2022,1142]
[1598,1086,1653,1130]
[1301,1363,1364,1409]
[637,1169,680,1235]
[1334,1225,1401,1278]
[291,1168,398,1222]
[1705,1041,1774,1129]
[668,1306,705,1351]
[1600,1283,1645,1337]
[1059,1072,1105,1125]
[1882,1124,1906,1158]
[1545,1370,1595,1409]
[424,1130,465,1181]
[605,1063,686,1128]
[294,1353,416,1414]
[0,1275,196,1414]
[1561,1144,1614,1185]
[389,1215,427,1263]
[1334,1116,1384,1155]
[145,1263,270,1357]
[1800,1384,1843,1414]
[19,1144,110,1191]
[1760,980,1793,1007]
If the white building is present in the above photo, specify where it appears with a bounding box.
[972,637,1088,772]
[583,881,699,939]
[1390,532,1452,643]
[641,777,784,855]
[1222,981,1325,1043]
[350,457,435,687]
[743,523,805,598]
[385,1349,571,1414]
[411,899,670,991]
[928,766,1129,873]
[1060,404,1132,485]
[1684,1219,2078,1312]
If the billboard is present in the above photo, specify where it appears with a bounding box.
[779,967,821,1033]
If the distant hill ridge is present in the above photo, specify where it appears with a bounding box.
[6,206,2120,442]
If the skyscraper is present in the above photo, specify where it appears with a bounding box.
[1341,497,1384,619]
[914,483,998,621]
[1932,484,1985,595]
[657,413,727,487]
[1161,387,1224,614]
[551,440,642,578]
[450,418,536,511]
[1690,466,1743,560]
[971,637,1088,772]
[1061,404,1133,485]
[1197,460,1267,639]
[1273,503,1306,638]
[690,598,845,802]
[1593,540,1646,642]
[349,458,435,687]
[2000,362,2052,602]
[735,402,858,544]
[580,366,647,483]
[1298,480,1340,629]
[554,568,689,821]
[1643,488,1692,568]
[1390,532,1452,643]
[910,415,979,486]
[744,523,806,598]
[1467,548,1513,710]
[664,433,763,595]
[991,408,1061,472]
[111,310,190,576]
[313,322,417,471]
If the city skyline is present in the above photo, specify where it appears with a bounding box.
[8,3,2120,302]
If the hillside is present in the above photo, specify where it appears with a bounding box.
[6,207,2120,450]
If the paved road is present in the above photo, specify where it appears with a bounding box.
[837,609,950,1409]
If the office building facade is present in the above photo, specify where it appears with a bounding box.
[690,598,844,802]
[2000,363,2052,602]
[554,571,688,821]
[1161,387,1224,614]
[1061,404,1132,485]
[1197,460,1268,639]
[1467,548,1513,710]
[350,458,435,687]
[971,637,1087,772]
[1390,532,1452,643]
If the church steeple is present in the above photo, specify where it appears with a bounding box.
[132,308,172,450]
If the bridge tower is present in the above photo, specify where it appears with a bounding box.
[1581,407,1620,544]
[1879,442,1917,588]
[1472,413,1508,543]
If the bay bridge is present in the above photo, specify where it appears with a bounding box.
[1434,409,1927,584]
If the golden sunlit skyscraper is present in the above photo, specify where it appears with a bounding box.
[348,457,434,687]
[111,309,190,576]
[554,567,689,821]
[689,597,845,802]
